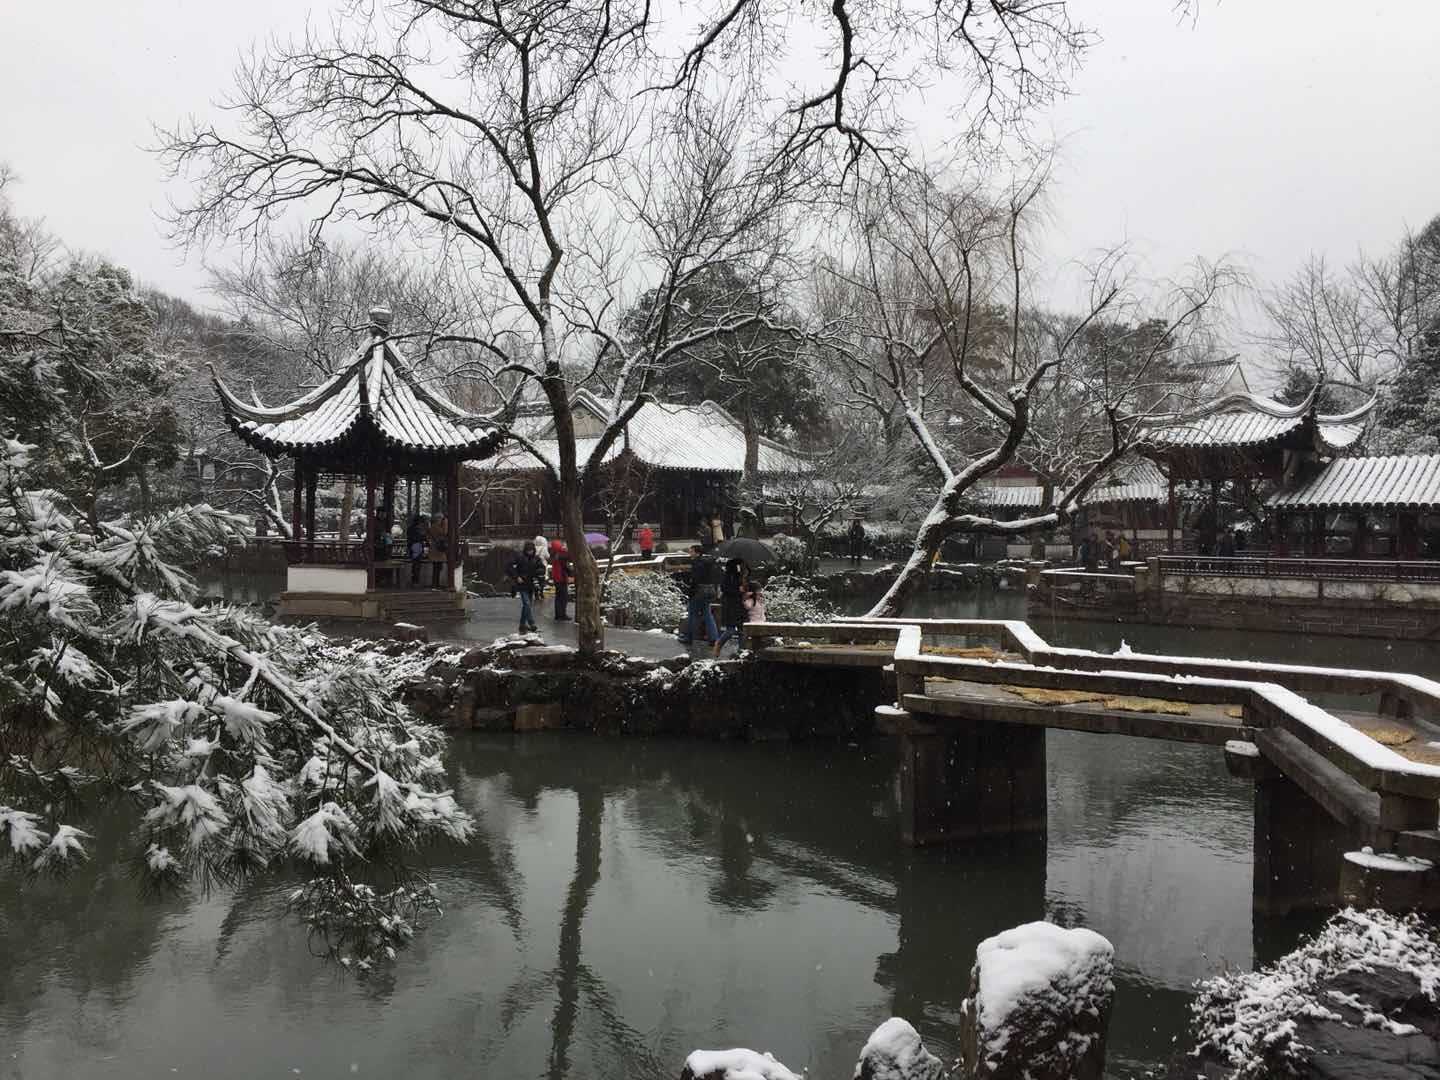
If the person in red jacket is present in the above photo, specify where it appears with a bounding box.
[549,539,572,621]
[637,523,654,559]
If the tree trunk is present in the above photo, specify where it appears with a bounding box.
[339,479,355,543]
[865,508,948,617]
[542,365,605,656]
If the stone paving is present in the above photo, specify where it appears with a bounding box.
[315,595,701,661]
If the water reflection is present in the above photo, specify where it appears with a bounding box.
[2,731,1294,1079]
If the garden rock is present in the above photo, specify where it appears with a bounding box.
[853,1018,945,1080]
[958,921,1115,1080]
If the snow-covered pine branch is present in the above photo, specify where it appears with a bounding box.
[0,436,471,970]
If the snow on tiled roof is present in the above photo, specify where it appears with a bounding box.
[476,395,808,474]
[1267,455,1440,512]
[1087,459,1168,505]
[212,332,499,457]
[969,460,1167,511]
[1141,391,1371,454]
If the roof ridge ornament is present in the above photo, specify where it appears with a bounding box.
[368,305,393,337]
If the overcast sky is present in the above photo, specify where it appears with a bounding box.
[3,0,1438,349]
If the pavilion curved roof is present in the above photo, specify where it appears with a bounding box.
[211,329,501,463]
[1139,388,1372,457]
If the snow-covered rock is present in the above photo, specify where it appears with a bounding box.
[958,921,1115,1080]
[680,1048,800,1080]
[852,1017,945,1080]
[1181,908,1440,1079]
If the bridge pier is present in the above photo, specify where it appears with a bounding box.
[897,721,1047,846]
[1252,771,1359,916]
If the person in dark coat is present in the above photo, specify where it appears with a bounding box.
[679,543,720,645]
[506,541,545,634]
[713,558,748,656]
[847,518,866,566]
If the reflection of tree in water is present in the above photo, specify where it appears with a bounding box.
[0,806,183,1035]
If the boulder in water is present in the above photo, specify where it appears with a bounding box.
[852,1017,945,1080]
[958,921,1115,1080]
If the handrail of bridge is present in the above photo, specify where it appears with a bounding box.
[747,618,1440,812]
[1156,555,1440,583]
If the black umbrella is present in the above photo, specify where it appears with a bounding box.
[715,537,776,566]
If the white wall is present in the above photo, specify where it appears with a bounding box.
[287,566,368,594]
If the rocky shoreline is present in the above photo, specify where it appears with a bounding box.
[395,635,891,740]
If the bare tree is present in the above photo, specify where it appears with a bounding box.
[160,6,819,655]
[822,164,1239,615]
[1260,254,1390,389]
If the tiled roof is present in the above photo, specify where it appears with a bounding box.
[476,395,809,474]
[1141,391,1371,454]
[212,333,499,458]
[1267,455,1440,512]
[970,460,1168,511]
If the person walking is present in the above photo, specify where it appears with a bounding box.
[429,514,451,587]
[679,543,719,645]
[709,512,725,547]
[637,523,654,559]
[1117,532,1133,563]
[742,572,766,628]
[847,518,866,566]
[550,538,572,621]
[407,514,430,586]
[506,541,545,634]
[1104,531,1119,571]
[713,558,748,657]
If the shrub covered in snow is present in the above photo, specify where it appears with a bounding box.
[603,570,686,630]
[765,533,813,577]
[757,574,837,623]
[1188,908,1440,1078]
[0,438,472,971]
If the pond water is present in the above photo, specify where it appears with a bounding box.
[6,575,1438,1079]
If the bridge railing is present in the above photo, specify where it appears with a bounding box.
[751,616,1440,834]
[1156,555,1440,583]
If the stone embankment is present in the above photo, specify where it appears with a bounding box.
[399,636,890,740]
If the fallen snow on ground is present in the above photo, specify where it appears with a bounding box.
[684,1048,800,1080]
[1190,908,1440,1077]
[974,921,1114,1059]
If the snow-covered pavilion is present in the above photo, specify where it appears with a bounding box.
[1137,384,1375,552]
[212,306,502,618]
[469,391,809,542]
[1266,454,1440,558]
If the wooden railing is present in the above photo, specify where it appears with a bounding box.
[1157,555,1440,583]
[282,539,473,566]
[280,540,369,566]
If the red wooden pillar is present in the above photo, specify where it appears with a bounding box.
[447,460,461,590]
[1166,470,1176,555]
[304,468,318,558]
[364,469,378,590]
[291,459,304,543]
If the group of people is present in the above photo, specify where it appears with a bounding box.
[377,512,452,587]
[505,536,575,634]
[1076,530,1133,572]
[679,542,766,656]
